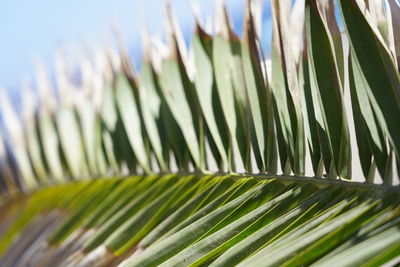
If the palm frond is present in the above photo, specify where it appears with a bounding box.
[0,0,399,266]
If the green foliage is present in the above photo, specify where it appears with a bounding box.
[1,0,400,189]
[0,175,399,266]
[0,0,399,266]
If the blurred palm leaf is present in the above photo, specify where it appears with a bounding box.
[0,0,399,266]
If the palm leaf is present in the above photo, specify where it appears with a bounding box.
[0,0,399,266]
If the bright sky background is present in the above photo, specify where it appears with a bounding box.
[0,0,272,98]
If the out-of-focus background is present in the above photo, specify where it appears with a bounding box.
[0,0,271,98]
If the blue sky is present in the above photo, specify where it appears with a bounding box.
[0,0,272,98]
